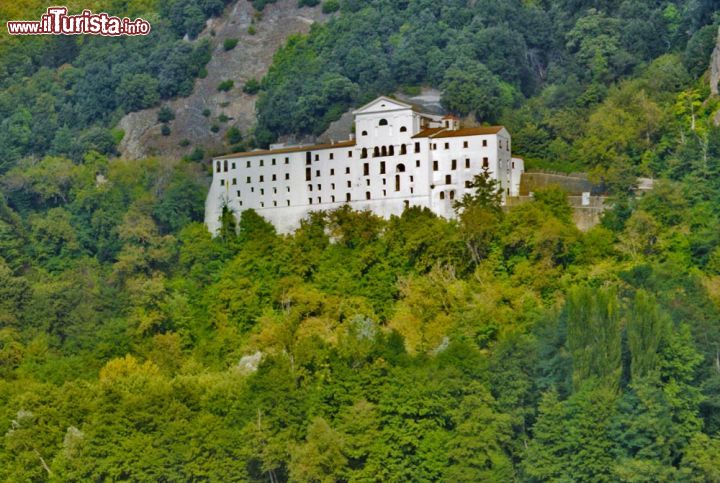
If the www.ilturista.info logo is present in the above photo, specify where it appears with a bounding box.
[7,7,151,36]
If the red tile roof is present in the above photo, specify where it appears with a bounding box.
[411,126,505,139]
[215,139,356,159]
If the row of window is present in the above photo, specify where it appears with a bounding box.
[215,157,292,173]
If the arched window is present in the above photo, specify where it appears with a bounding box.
[223,160,228,172]
[361,147,368,159]
[362,131,368,136]
[440,192,445,200]
[373,147,380,157]
[379,119,388,126]
[389,145,395,156]
[381,146,387,157]
[449,190,455,200]
[400,126,407,132]
[216,161,221,173]
[397,163,406,173]
[400,144,407,155]
[366,191,371,200]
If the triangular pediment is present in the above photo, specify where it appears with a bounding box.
[353,96,413,115]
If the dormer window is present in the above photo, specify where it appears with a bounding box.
[379,119,388,126]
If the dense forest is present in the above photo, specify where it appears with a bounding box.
[1,0,720,481]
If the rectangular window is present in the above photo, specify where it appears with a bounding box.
[330,169,335,176]
[247,161,251,168]
[465,159,470,169]
[482,140,488,147]
[232,178,237,185]
[260,160,264,167]
[348,151,353,158]
[451,160,457,170]
[306,168,311,181]
[463,141,468,148]
[259,175,264,182]
[366,192,371,200]
[272,174,277,181]
[347,181,351,188]
[415,142,420,153]
[287,200,291,206]
[380,162,386,174]
[232,162,236,169]
[416,160,420,168]
[306,152,312,165]
[220,179,225,186]
[465,181,472,188]
[317,185,321,191]
[309,198,313,205]
[285,157,289,164]
[272,159,276,165]
[273,188,277,194]
[345,167,350,174]
[246,176,251,183]
[331,183,335,190]
[317,197,322,203]
[346,193,351,202]
[445,143,450,150]
[366,179,370,186]
[285,173,290,180]
[364,163,369,176]
[433,161,438,171]
[237,191,241,197]
[445,175,451,184]
[483,157,489,168]
[331,195,336,203]
[315,154,319,161]
[316,170,320,177]
[329,153,334,160]
[260,188,265,195]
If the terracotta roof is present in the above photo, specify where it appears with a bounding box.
[442,114,460,120]
[215,139,356,159]
[411,126,505,139]
[432,126,505,138]
[411,128,445,138]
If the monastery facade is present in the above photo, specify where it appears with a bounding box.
[205,96,524,233]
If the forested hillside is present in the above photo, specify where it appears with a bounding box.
[1,0,720,481]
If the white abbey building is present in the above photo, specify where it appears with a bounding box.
[205,96,524,234]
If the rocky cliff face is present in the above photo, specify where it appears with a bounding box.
[118,0,328,160]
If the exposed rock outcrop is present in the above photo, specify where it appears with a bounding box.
[711,26,720,96]
[118,0,329,160]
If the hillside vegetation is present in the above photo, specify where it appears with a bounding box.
[1,0,720,481]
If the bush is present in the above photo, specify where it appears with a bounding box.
[158,106,176,123]
[218,113,229,123]
[179,139,191,147]
[202,108,212,117]
[116,73,160,112]
[161,124,171,136]
[211,124,220,133]
[248,25,256,35]
[188,147,204,161]
[226,126,243,145]
[217,80,234,92]
[223,38,239,51]
[322,0,339,13]
[243,78,261,95]
[299,0,320,7]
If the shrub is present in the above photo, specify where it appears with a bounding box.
[202,108,212,117]
[248,25,256,35]
[179,139,191,147]
[211,124,220,133]
[243,78,261,95]
[218,113,229,123]
[189,147,204,161]
[217,80,234,92]
[223,38,239,51]
[226,126,243,145]
[161,125,171,136]
[322,0,339,13]
[157,106,176,123]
